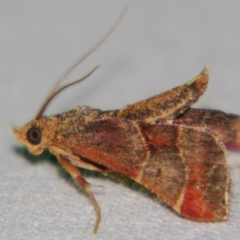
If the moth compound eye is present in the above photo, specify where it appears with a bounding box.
[26,127,41,145]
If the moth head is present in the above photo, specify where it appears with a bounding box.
[12,67,99,155]
[12,119,46,155]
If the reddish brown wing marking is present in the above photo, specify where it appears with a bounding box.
[175,109,240,150]
[53,119,147,179]
[53,118,228,222]
[135,123,228,221]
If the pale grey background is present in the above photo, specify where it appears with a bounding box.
[1,1,240,240]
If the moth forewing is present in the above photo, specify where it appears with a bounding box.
[114,68,209,122]
[43,110,229,222]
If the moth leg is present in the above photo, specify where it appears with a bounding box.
[50,146,107,175]
[64,154,107,174]
[57,155,101,234]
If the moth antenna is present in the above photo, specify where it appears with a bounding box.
[50,8,127,96]
[35,66,99,120]
[35,8,127,120]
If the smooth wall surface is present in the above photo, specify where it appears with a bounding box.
[1,1,240,239]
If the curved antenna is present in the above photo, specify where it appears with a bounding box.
[35,8,127,119]
[35,66,99,119]
[49,8,127,97]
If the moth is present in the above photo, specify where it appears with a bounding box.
[12,10,240,234]
[13,66,240,233]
